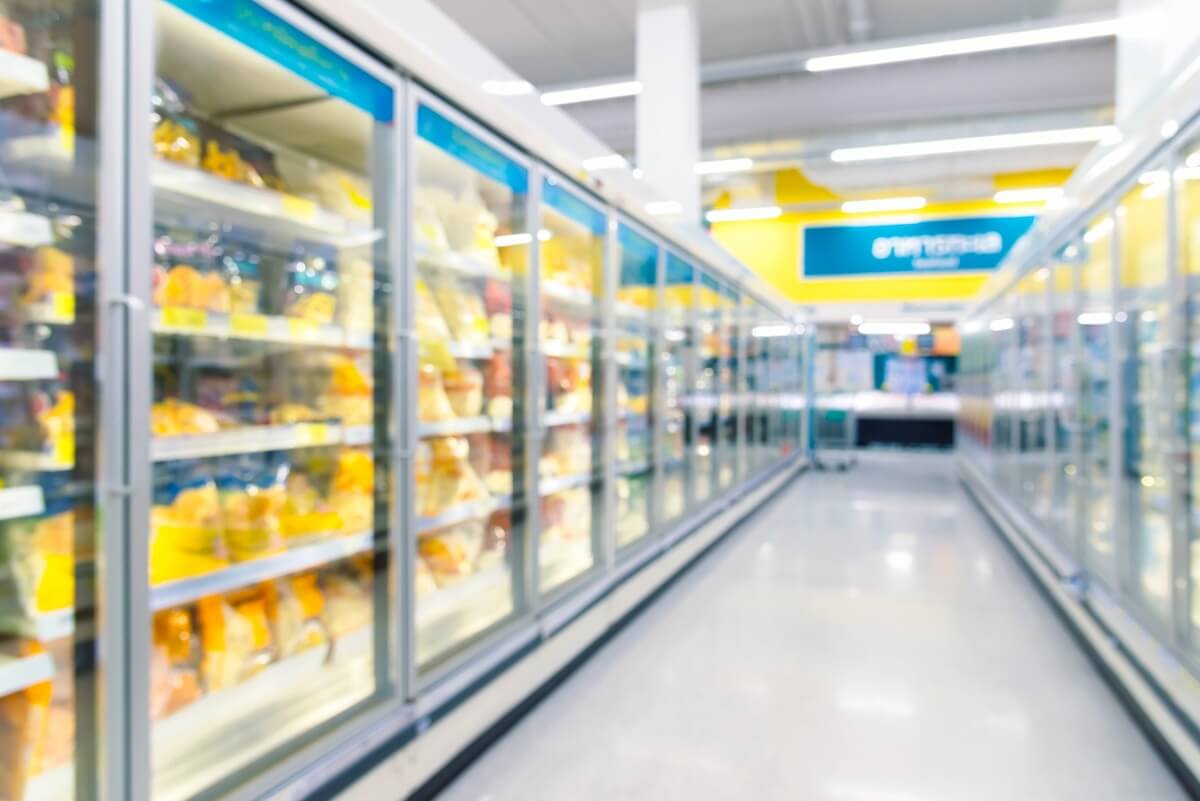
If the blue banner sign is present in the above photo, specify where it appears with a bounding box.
[544,179,606,235]
[665,252,694,285]
[167,0,393,122]
[417,104,528,193]
[802,215,1036,277]
[619,224,658,286]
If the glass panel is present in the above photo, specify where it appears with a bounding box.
[992,298,1018,491]
[0,0,99,796]
[412,103,527,669]
[614,225,655,549]
[1117,172,1171,621]
[661,254,692,525]
[148,3,392,796]
[1016,270,1051,525]
[693,272,720,502]
[537,178,604,594]
[718,285,739,489]
[1079,212,1116,586]
[1050,250,1079,555]
[745,308,768,472]
[1177,143,1200,637]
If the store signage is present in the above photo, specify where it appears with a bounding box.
[167,0,394,122]
[417,104,529,193]
[544,179,606,235]
[666,252,694,285]
[802,215,1036,277]
[619,224,658,286]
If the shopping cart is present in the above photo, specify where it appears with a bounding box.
[813,395,857,471]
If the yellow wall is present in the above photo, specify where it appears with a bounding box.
[710,167,1073,306]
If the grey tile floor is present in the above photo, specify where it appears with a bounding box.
[435,454,1189,801]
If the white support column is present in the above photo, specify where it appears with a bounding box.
[636,0,700,223]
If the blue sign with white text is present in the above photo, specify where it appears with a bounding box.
[544,179,606,235]
[417,104,528,193]
[803,215,1036,277]
[619,224,658,286]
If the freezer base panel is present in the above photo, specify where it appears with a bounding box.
[959,455,1200,796]
[286,455,805,801]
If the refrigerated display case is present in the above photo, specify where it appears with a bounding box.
[660,253,693,526]
[613,223,656,550]
[536,176,604,594]
[145,2,395,797]
[411,98,528,671]
[0,0,99,797]
[693,271,720,502]
[1015,270,1051,526]
[718,283,739,490]
[1050,250,1079,557]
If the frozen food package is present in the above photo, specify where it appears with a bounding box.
[444,362,484,418]
[281,245,338,325]
[150,473,229,585]
[429,273,489,344]
[0,644,52,801]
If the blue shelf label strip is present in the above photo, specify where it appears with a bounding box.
[417,104,528,193]
[803,214,1037,277]
[700,271,720,292]
[543,179,606,235]
[665,253,694,286]
[166,0,393,122]
[619,224,657,286]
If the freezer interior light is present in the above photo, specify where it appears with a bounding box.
[695,158,753,175]
[537,229,552,241]
[665,329,687,342]
[1077,310,1113,325]
[1083,217,1113,243]
[841,196,926,214]
[988,318,1014,331]
[705,206,782,223]
[752,323,793,338]
[806,18,1118,72]
[645,200,683,216]
[831,126,1115,163]
[849,314,863,325]
[960,320,983,333]
[542,80,642,106]
[481,79,534,96]
[857,321,931,336]
[581,153,629,171]
[494,232,533,247]
[994,187,1063,204]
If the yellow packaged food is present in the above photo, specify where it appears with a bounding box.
[0,643,53,800]
[418,363,456,423]
[150,478,229,585]
[429,274,489,344]
[219,476,286,563]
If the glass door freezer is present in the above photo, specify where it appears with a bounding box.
[660,252,693,525]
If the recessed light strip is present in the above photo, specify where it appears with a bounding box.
[806,18,1118,72]
[831,126,1116,163]
[994,187,1063,204]
[842,196,926,213]
[705,206,782,223]
[542,80,642,106]
[695,158,753,175]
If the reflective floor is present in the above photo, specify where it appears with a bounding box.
[436,454,1188,801]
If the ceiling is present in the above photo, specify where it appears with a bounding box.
[433,0,1120,201]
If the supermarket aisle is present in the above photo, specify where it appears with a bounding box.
[434,454,1189,801]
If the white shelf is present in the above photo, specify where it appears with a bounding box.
[615,301,648,320]
[448,341,494,359]
[0,209,52,248]
[0,347,57,380]
[152,308,372,349]
[25,764,71,801]
[152,159,377,246]
[617,461,652,477]
[150,531,374,611]
[418,416,508,437]
[152,422,366,461]
[0,450,72,472]
[615,351,648,368]
[5,608,75,642]
[0,48,49,99]
[416,247,510,282]
[542,340,590,359]
[542,281,594,308]
[0,651,54,697]
[22,293,75,325]
[539,472,592,495]
[544,409,591,427]
[417,498,497,533]
[0,485,45,520]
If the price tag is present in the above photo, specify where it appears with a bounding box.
[51,292,75,320]
[230,312,269,336]
[163,306,207,330]
[281,194,317,220]
[287,318,318,340]
[299,423,330,446]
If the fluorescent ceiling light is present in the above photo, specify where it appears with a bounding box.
[632,167,644,179]
[705,206,782,223]
[994,187,1063,204]
[645,200,683,216]
[1188,152,1200,169]
[1078,310,1113,325]
[481,79,534,96]
[541,80,642,106]
[537,229,552,241]
[842,196,926,214]
[850,314,863,325]
[581,153,628,171]
[831,126,1116,163]
[1084,217,1113,243]
[989,317,1014,331]
[1138,170,1168,185]
[695,158,753,175]
[960,320,983,333]
[752,323,793,338]
[857,321,931,336]
[494,233,532,248]
[1162,120,1180,139]
[665,329,686,342]
[806,18,1118,72]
